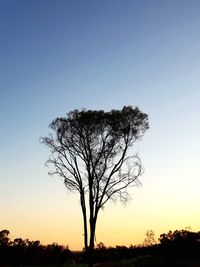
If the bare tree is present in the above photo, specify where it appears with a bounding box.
[143,230,156,247]
[41,106,149,267]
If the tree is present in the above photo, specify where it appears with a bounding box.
[0,229,10,246]
[143,230,156,247]
[41,106,149,267]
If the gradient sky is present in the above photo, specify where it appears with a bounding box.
[0,0,200,250]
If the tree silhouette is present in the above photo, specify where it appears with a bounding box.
[0,230,10,246]
[42,106,149,267]
[0,229,72,265]
[143,230,156,247]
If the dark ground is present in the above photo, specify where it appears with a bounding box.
[93,256,200,267]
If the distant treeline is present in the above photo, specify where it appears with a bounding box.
[92,229,200,263]
[1,228,200,265]
[0,230,72,265]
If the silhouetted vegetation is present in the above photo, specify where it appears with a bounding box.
[90,229,200,265]
[42,106,149,267]
[0,229,72,265]
[158,228,200,258]
[1,228,200,266]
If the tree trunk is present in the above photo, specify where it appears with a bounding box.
[82,205,88,250]
[80,192,88,250]
[88,216,97,267]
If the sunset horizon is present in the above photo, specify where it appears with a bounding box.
[1,0,200,262]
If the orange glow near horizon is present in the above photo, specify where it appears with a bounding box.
[2,183,200,251]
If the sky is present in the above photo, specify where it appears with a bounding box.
[0,0,200,250]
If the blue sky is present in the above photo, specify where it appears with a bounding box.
[0,0,200,249]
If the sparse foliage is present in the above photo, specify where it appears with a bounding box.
[41,106,149,267]
[143,230,156,247]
